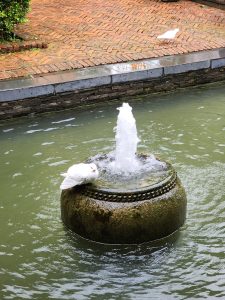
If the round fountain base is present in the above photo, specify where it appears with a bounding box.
[60,161,187,244]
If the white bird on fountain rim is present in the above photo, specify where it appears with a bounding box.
[157,28,179,41]
[60,163,99,190]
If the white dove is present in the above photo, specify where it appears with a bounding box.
[60,163,99,190]
[157,28,179,41]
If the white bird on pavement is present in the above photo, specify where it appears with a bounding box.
[60,163,99,190]
[157,28,179,41]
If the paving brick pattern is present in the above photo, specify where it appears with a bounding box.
[0,0,224,80]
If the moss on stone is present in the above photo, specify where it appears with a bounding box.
[61,177,186,244]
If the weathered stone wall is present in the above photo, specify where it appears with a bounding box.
[209,0,225,4]
[60,177,187,244]
[195,0,225,5]
[0,67,225,120]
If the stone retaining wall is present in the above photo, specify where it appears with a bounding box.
[209,0,225,4]
[0,67,225,120]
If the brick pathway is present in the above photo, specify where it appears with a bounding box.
[0,0,224,80]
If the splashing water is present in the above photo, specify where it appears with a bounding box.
[91,103,166,180]
[90,102,166,182]
[114,103,140,173]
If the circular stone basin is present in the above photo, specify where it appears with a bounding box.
[60,155,187,244]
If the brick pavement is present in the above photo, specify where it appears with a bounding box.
[0,0,224,80]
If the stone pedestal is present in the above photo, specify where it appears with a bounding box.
[60,164,187,244]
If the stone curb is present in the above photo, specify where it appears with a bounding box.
[0,48,225,103]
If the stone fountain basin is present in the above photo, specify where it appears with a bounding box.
[60,156,187,244]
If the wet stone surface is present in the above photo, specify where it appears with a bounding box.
[61,175,187,244]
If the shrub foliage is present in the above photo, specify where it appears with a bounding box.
[0,0,30,40]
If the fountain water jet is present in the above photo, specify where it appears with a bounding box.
[60,103,187,244]
[113,103,139,174]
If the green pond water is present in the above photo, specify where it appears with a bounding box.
[0,83,225,299]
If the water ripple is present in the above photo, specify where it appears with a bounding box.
[1,84,225,299]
